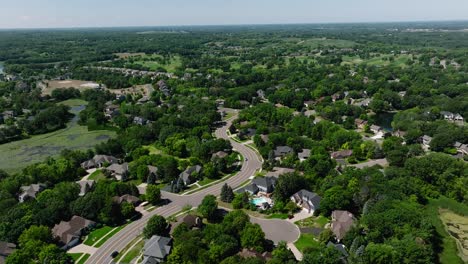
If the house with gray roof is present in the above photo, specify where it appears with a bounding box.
[265,167,295,178]
[75,180,95,196]
[454,142,468,155]
[331,210,355,241]
[81,155,118,169]
[291,190,321,213]
[179,165,202,186]
[252,176,277,193]
[0,241,16,264]
[112,194,141,206]
[422,135,432,148]
[142,236,172,264]
[370,125,382,134]
[133,116,148,125]
[18,183,46,203]
[107,163,129,181]
[331,150,353,159]
[274,146,293,159]
[298,149,311,162]
[52,216,96,249]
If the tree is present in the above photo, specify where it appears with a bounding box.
[143,215,167,239]
[220,183,235,203]
[232,192,249,209]
[364,243,397,264]
[273,173,306,202]
[198,195,218,222]
[18,225,52,247]
[270,241,296,263]
[319,186,352,216]
[146,184,161,205]
[121,202,136,219]
[240,223,265,252]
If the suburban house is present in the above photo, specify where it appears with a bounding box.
[331,210,355,241]
[0,241,16,264]
[211,151,228,160]
[441,111,454,120]
[18,183,46,203]
[237,184,260,195]
[238,248,272,262]
[179,165,202,186]
[181,215,203,229]
[291,189,321,213]
[304,100,315,108]
[327,242,349,257]
[104,104,120,119]
[80,155,118,169]
[107,163,129,181]
[370,125,382,134]
[454,113,464,122]
[298,149,311,162]
[252,176,277,194]
[422,135,432,148]
[454,142,468,156]
[75,180,95,196]
[133,116,148,125]
[354,119,368,130]
[240,128,257,138]
[112,194,141,206]
[52,216,96,249]
[260,134,269,143]
[142,236,172,264]
[331,150,353,159]
[352,98,371,107]
[265,167,295,178]
[274,146,294,159]
[392,130,407,138]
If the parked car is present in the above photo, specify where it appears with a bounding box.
[111,251,119,258]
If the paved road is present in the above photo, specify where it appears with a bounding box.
[349,158,388,169]
[87,109,265,264]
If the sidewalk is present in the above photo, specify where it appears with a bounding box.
[287,242,303,261]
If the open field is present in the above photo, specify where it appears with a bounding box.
[40,80,102,96]
[342,54,414,68]
[107,84,154,97]
[130,54,182,72]
[439,209,468,262]
[0,99,115,173]
[114,52,146,59]
[426,197,468,264]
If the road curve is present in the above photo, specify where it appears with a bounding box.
[86,109,263,264]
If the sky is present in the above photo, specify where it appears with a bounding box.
[0,0,467,29]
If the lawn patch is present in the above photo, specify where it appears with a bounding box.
[83,226,114,246]
[295,233,321,253]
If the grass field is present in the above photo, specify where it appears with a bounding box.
[88,170,106,181]
[0,99,116,173]
[296,38,357,48]
[342,54,413,68]
[295,233,321,253]
[83,226,114,246]
[41,80,101,96]
[425,197,468,264]
[131,54,182,72]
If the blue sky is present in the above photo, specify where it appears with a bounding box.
[1,0,467,28]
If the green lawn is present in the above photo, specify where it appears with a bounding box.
[87,170,106,181]
[94,225,126,247]
[198,178,216,186]
[58,99,88,107]
[295,234,321,253]
[76,254,90,264]
[295,215,329,228]
[68,253,83,261]
[342,54,413,68]
[267,213,289,219]
[425,197,468,264]
[83,226,114,246]
[119,240,145,264]
[132,54,182,72]
[0,101,116,173]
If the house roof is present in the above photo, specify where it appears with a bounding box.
[292,189,321,209]
[331,210,355,241]
[112,194,140,205]
[52,216,95,245]
[331,150,353,159]
[0,241,16,257]
[19,184,46,199]
[422,135,432,142]
[298,149,311,160]
[143,236,172,260]
[75,180,95,196]
[182,215,201,228]
[370,125,382,131]
[265,167,295,178]
[81,155,118,168]
[252,176,277,190]
[274,146,293,157]
[107,163,129,175]
[212,151,228,159]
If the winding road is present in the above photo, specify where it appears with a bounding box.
[85,109,300,264]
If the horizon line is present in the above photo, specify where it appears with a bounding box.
[0,19,467,31]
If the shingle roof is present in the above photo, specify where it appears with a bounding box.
[52,216,95,245]
[143,236,172,260]
[331,210,355,241]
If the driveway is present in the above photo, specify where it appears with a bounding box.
[350,158,388,169]
[251,217,300,244]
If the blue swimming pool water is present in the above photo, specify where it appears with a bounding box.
[251,197,268,206]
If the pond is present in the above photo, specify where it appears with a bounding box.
[374,112,396,131]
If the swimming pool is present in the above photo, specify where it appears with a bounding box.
[251,197,268,206]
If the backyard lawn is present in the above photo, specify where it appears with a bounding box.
[87,170,106,181]
[295,233,321,253]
